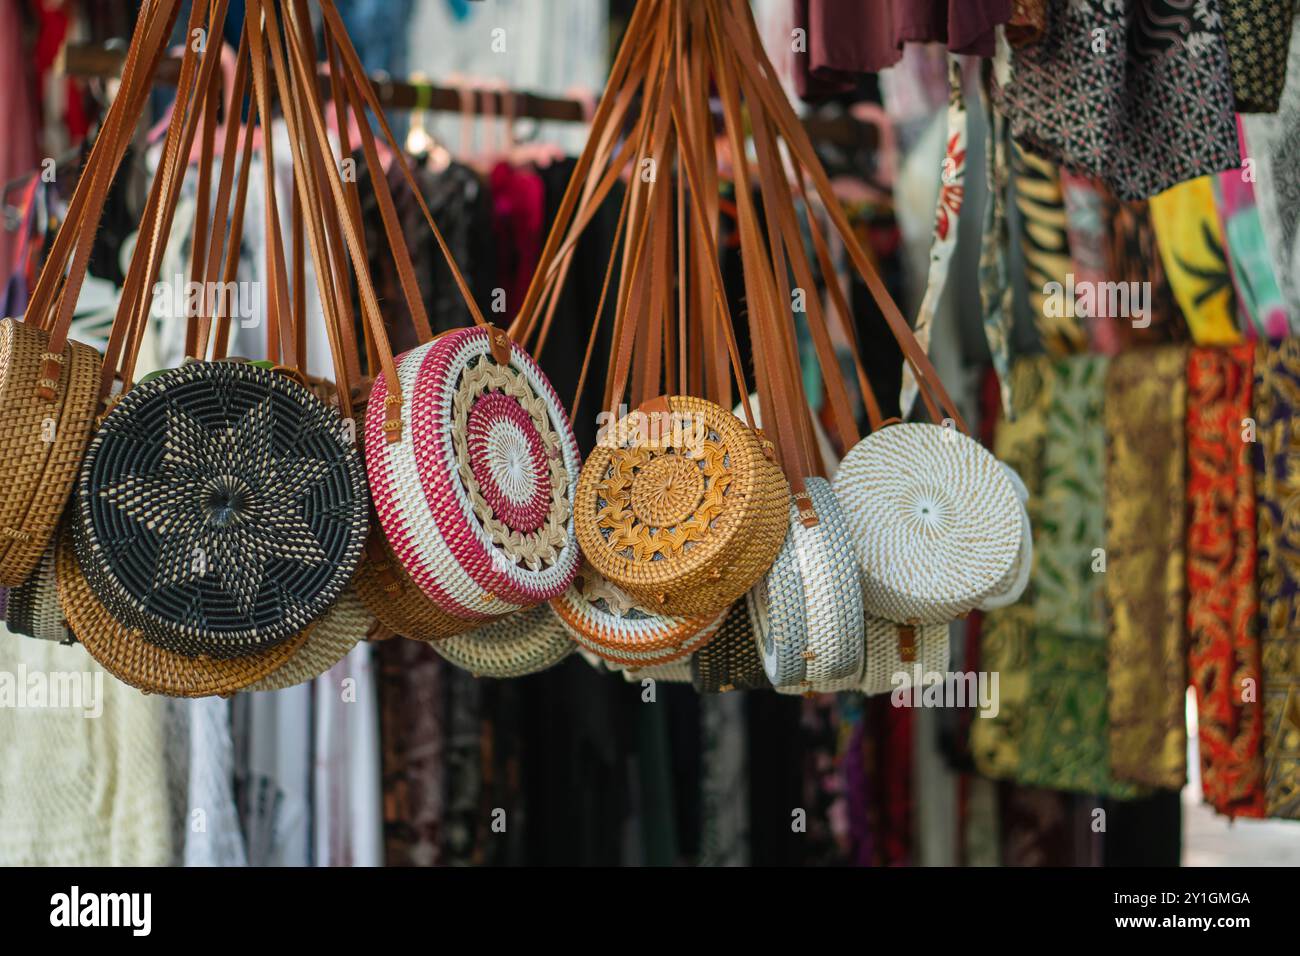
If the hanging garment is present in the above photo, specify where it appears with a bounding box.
[699,692,750,867]
[1252,340,1300,820]
[0,0,39,292]
[1013,143,1085,356]
[998,0,1241,202]
[1102,194,1190,346]
[1186,346,1267,819]
[0,629,175,865]
[182,698,249,866]
[977,64,1014,416]
[792,0,1011,100]
[1103,347,1189,791]
[1060,174,1121,355]
[1242,20,1300,332]
[1149,177,1241,346]
[1213,154,1289,340]
[1221,0,1298,114]
[378,638,446,866]
[970,356,1050,781]
[1021,356,1137,798]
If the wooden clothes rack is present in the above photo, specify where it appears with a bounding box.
[62,42,875,147]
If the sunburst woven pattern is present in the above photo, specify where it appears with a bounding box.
[575,396,790,617]
[691,600,770,693]
[6,538,71,643]
[0,319,101,585]
[834,423,1022,624]
[748,479,864,691]
[56,526,311,697]
[430,602,577,678]
[366,327,581,620]
[73,362,368,659]
[551,564,724,667]
[245,588,373,692]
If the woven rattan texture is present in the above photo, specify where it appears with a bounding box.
[430,602,577,678]
[552,564,723,666]
[690,599,771,693]
[0,319,100,585]
[860,616,950,696]
[245,588,373,692]
[56,527,310,697]
[6,538,71,642]
[353,530,481,642]
[575,396,790,617]
[72,362,368,659]
[835,422,1021,624]
[618,659,693,683]
[749,479,864,690]
[365,328,581,620]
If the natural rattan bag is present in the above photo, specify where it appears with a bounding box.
[690,599,770,693]
[245,587,373,692]
[5,539,72,643]
[575,396,789,617]
[430,603,577,678]
[0,1,180,585]
[552,563,725,667]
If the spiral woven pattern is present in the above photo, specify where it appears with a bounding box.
[56,526,310,697]
[748,479,864,690]
[576,396,790,617]
[975,463,1033,611]
[353,528,481,643]
[431,603,577,678]
[860,616,950,697]
[834,423,1021,623]
[6,538,71,643]
[245,588,373,692]
[73,362,369,659]
[551,564,723,666]
[690,600,770,693]
[0,319,101,585]
[365,327,581,620]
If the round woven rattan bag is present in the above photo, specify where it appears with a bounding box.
[56,526,311,697]
[745,478,864,691]
[245,588,373,692]
[430,603,577,678]
[976,463,1032,612]
[365,326,581,622]
[860,616,950,697]
[690,600,770,693]
[833,423,1022,624]
[73,362,368,659]
[5,538,72,643]
[551,564,724,667]
[0,319,100,586]
[352,527,482,642]
[575,396,790,617]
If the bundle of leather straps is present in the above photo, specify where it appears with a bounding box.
[511,0,1032,694]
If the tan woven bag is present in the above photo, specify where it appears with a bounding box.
[0,0,182,585]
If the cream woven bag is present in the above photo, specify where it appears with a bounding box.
[834,423,1023,624]
[430,603,577,678]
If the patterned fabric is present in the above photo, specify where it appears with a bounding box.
[1213,132,1290,340]
[1221,0,1298,114]
[378,638,446,866]
[1103,347,1189,790]
[902,57,967,416]
[1020,356,1136,797]
[978,62,1014,416]
[1060,173,1121,355]
[1102,195,1190,346]
[1013,143,1085,356]
[970,357,1050,780]
[1187,346,1266,818]
[1149,177,1241,346]
[1252,340,1300,819]
[1242,20,1300,331]
[998,0,1242,201]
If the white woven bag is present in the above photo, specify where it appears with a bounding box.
[747,478,864,691]
[833,422,1022,624]
[859,616,950,696]
[975,464,1032,611]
